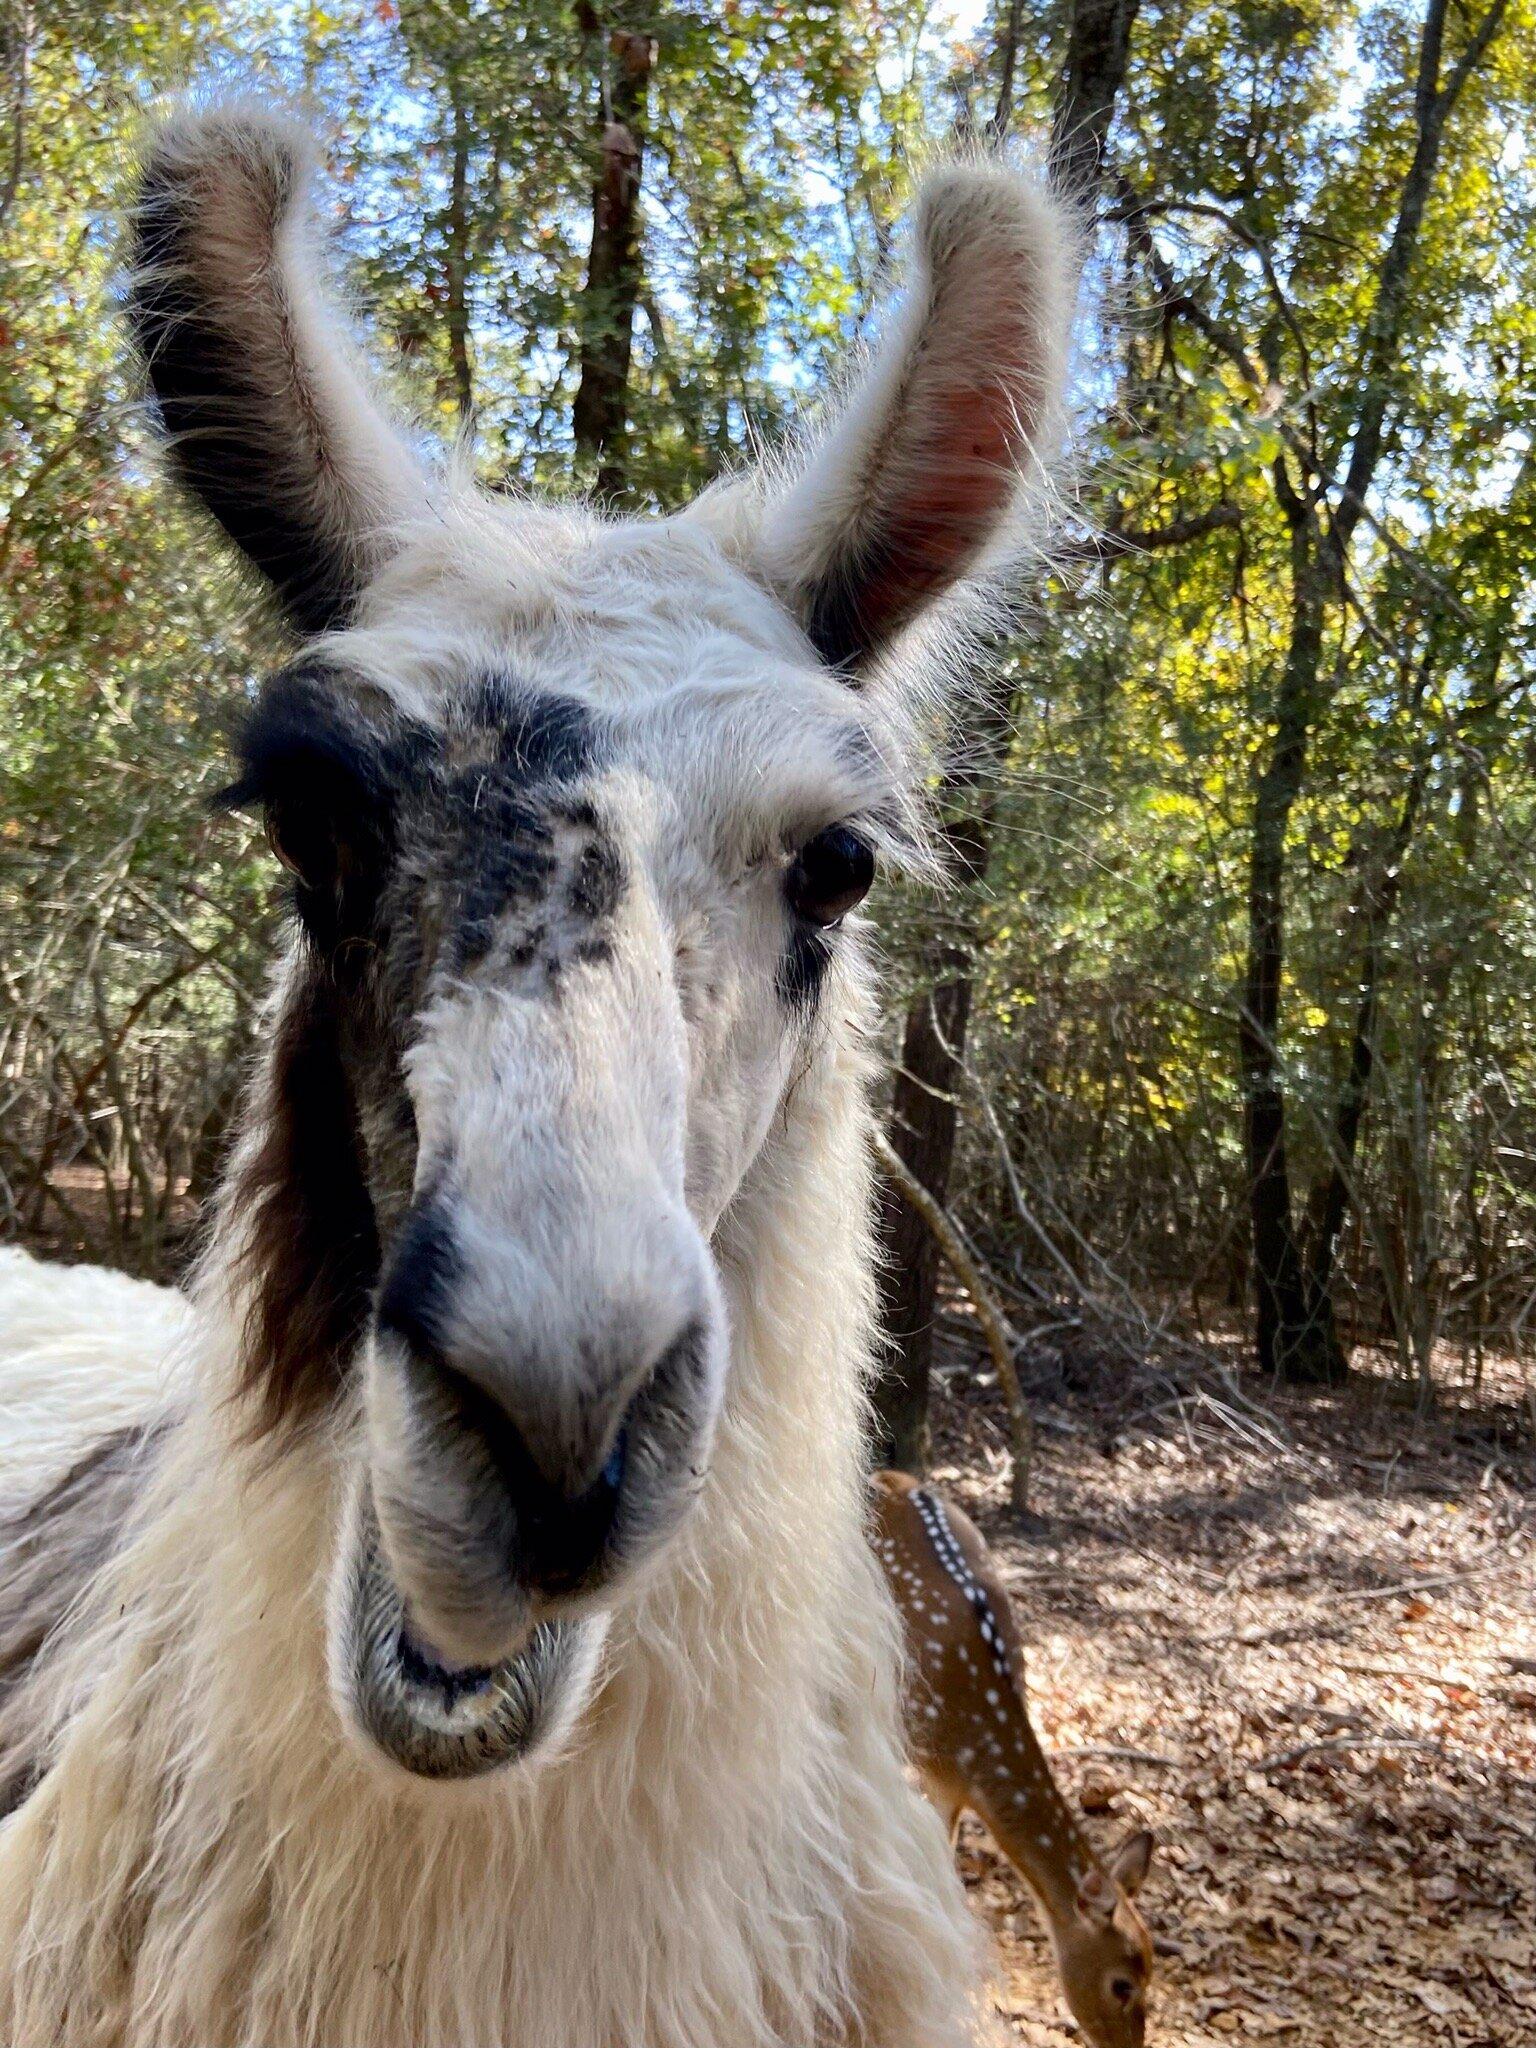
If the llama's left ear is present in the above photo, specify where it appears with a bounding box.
[129,102,428,636]
[754,161,1077,677]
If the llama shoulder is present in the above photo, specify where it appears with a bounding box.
[0,1248,190,1501]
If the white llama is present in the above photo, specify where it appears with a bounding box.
[0,102,1076,2047]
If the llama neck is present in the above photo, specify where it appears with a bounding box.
[680,1022,882,1627]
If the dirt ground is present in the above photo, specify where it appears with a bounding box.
[926,1322,1536,2048]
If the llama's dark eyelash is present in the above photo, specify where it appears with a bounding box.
[772,804,884,861]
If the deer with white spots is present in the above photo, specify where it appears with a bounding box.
[872,1470,1156,2048]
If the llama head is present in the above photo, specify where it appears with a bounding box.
[130,102,1076,1779]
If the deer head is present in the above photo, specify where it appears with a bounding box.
[1054,1830,1156,2048]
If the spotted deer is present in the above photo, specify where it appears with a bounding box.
[872,1469,1156,2048]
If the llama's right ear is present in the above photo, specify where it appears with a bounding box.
[129,103,428,635]
[751,161,1077,679]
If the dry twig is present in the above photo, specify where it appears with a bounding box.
[874,1127,1034,1513]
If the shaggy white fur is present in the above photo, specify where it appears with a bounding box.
[0,1249,191,1499]
[0,97,1078,2047]
[0,1084,991,2046]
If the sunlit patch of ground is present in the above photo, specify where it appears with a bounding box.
[926,1324,1536,2046]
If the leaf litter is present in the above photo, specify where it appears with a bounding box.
[925,1323,1536,2047]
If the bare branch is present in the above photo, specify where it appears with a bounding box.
[1101,501,1243,556]
[873,1127,1034,1514]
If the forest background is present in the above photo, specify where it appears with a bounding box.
[4,0,1534,1471]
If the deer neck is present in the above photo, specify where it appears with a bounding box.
[976,1708,1100,1927]
[881,1477,1104,1932]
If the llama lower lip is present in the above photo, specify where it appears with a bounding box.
[395,1619,496,1709]
[335,1479,607,1779]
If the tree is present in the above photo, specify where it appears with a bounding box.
[1106,0,1513,1381]
[572,6,655,497]
[872,0,1145,1471]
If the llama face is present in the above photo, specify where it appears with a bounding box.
[226,538,903,1770]
[241,584,898,1789]
[130,103,1075,1775]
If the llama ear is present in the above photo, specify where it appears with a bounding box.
[754,161,1076,677]
[129,102,428,635]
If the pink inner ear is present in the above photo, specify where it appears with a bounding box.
[853,366,1035,651]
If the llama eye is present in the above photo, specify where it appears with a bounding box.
[785,826,874,927]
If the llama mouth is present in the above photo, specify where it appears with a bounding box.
[394,1617,498,1711]
[332,1480,608,1780]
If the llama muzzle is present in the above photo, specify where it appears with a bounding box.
[355,1179,724,1670]
[330,1473,612,1779]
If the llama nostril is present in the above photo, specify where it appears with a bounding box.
[428,1364,636,1599]
[375,1209,715,1615]
[508,1420,627,1596]
[600,1426,629,1494]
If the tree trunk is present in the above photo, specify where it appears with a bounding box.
[444,73,475,433]
[1234,0,1504,1382]
[1237,520,1344,1382]
[989,0,1025,138]
[876,963,976,1471]
[1302,764,1427,1336]
[870,0,1142,1469]
[572,19,653,500]
[871,721,1002,1465]
[1300,484,1519,1352]
[0,2,31,235]
[1050,0,1141,192]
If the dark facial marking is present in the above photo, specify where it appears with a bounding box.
[476,683,600,784]
[569,834,623,924]
[508,920,549,971]
[553,794,602,833]
[219,663,434,966]
[438,685,622,981]
[445,772,558,973]
[219,681,625,1448]
[377,1197,462,1367]
[230,962,382,1438]
[778,922,833,1012]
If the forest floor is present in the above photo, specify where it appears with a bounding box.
[927,1316,1536,2048]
